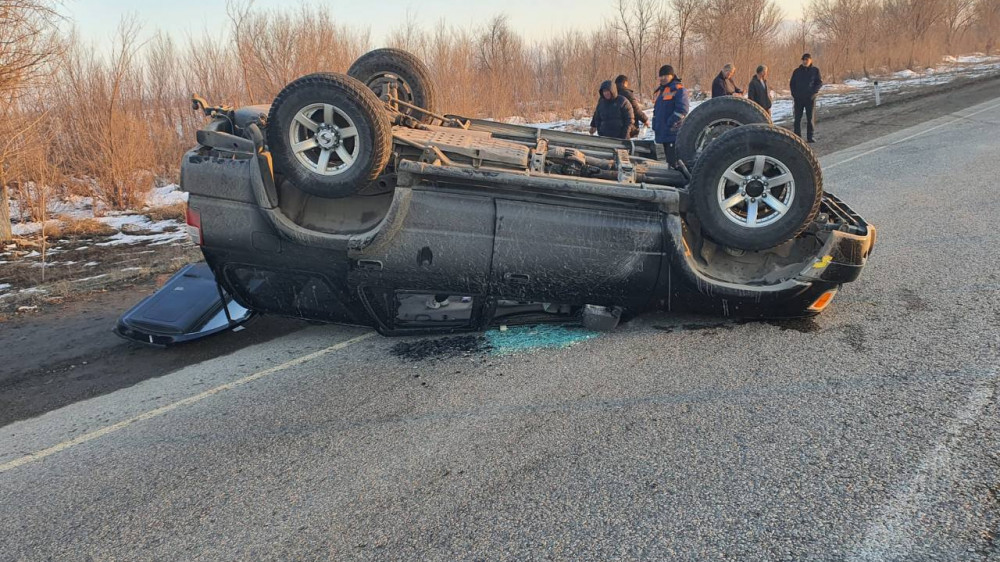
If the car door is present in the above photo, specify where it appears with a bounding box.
[491,199,663,308]
[349,188,496,334]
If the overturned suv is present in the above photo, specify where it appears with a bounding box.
[117,48,874,343]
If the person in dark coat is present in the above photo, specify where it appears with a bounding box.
[614,74,649,138]
[711,63,743,97]
[651,64,689,167]
[747,64,771,114]
[789,53,823,142]
[589,79,635,139]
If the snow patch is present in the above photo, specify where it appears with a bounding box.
[0,286,47,300]
[147,184,188,207]
[73,274,108,283]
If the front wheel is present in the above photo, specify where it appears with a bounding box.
[689,125,822,251]
[266,73,393,198]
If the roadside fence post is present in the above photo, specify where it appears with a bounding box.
[874,81,881,106]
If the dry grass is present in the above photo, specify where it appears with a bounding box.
[145,202,186,222]
[44,216,117,239]
[0,238,201,313]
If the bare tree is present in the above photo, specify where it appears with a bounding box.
[973,0,1000,53]
[476,15,526,116]
[941,0,976,53]
[793,13,813,59]
[0,0,61,242]
[612,0,661,92]
[694,0,782,85]
[670,0,703,75]
[386,9,425,55]
[226,0,258,102]
[811,0,879,78]
[885,0,948,68]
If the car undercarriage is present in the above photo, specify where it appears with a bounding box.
[117,48,875,344]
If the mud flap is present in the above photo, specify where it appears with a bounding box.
[114,263,255,346]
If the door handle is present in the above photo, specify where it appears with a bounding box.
[504,273,530,285]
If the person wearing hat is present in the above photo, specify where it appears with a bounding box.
[614,74,650,138]
[789,53,823,143]
[651,64,689,167]
[589,79,635,139]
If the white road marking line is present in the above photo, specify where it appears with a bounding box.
[849,378,995,561]
[0,331,375,474]
[824,100,1000,170]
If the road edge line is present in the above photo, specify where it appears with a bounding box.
[824,99,1000,170]
[0,331,375,474]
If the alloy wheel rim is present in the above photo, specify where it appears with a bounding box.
[716,154,796,228]
[288,103,360,176]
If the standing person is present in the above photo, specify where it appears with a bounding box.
[790,53,823,143]
[747,64,771,114]
[589,79,635,139]
[652,64,689,167]
[711,63,743,97]
[614,74,649,138]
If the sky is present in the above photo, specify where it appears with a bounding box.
[64,0,810,50]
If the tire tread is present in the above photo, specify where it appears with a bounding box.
[266,72,393,197]
[689,124,823,250]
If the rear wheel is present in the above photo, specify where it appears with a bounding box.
[675,96,771,167]
[689,124,822,251]
[266,73,392,198]
[348,48,438,123]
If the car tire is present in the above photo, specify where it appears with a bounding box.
[689,124,822,251]
[266,72,392,199]
[675,96,771,167]
[348,48,438,123]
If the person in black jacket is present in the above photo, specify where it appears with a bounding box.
[711,64,743,97]
[614,74,649,137]
[747,65,771,114]
[589,79,635,139]
[789,53,823,142]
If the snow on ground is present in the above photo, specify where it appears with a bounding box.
[7,184,189,245]
[1,184,192,301]
[94,214,188,247]
[147,184,189,207]
[529,54,1000,133]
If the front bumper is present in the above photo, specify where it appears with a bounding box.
[798,193,876,285]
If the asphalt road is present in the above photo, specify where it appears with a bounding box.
[1,98,999,561]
